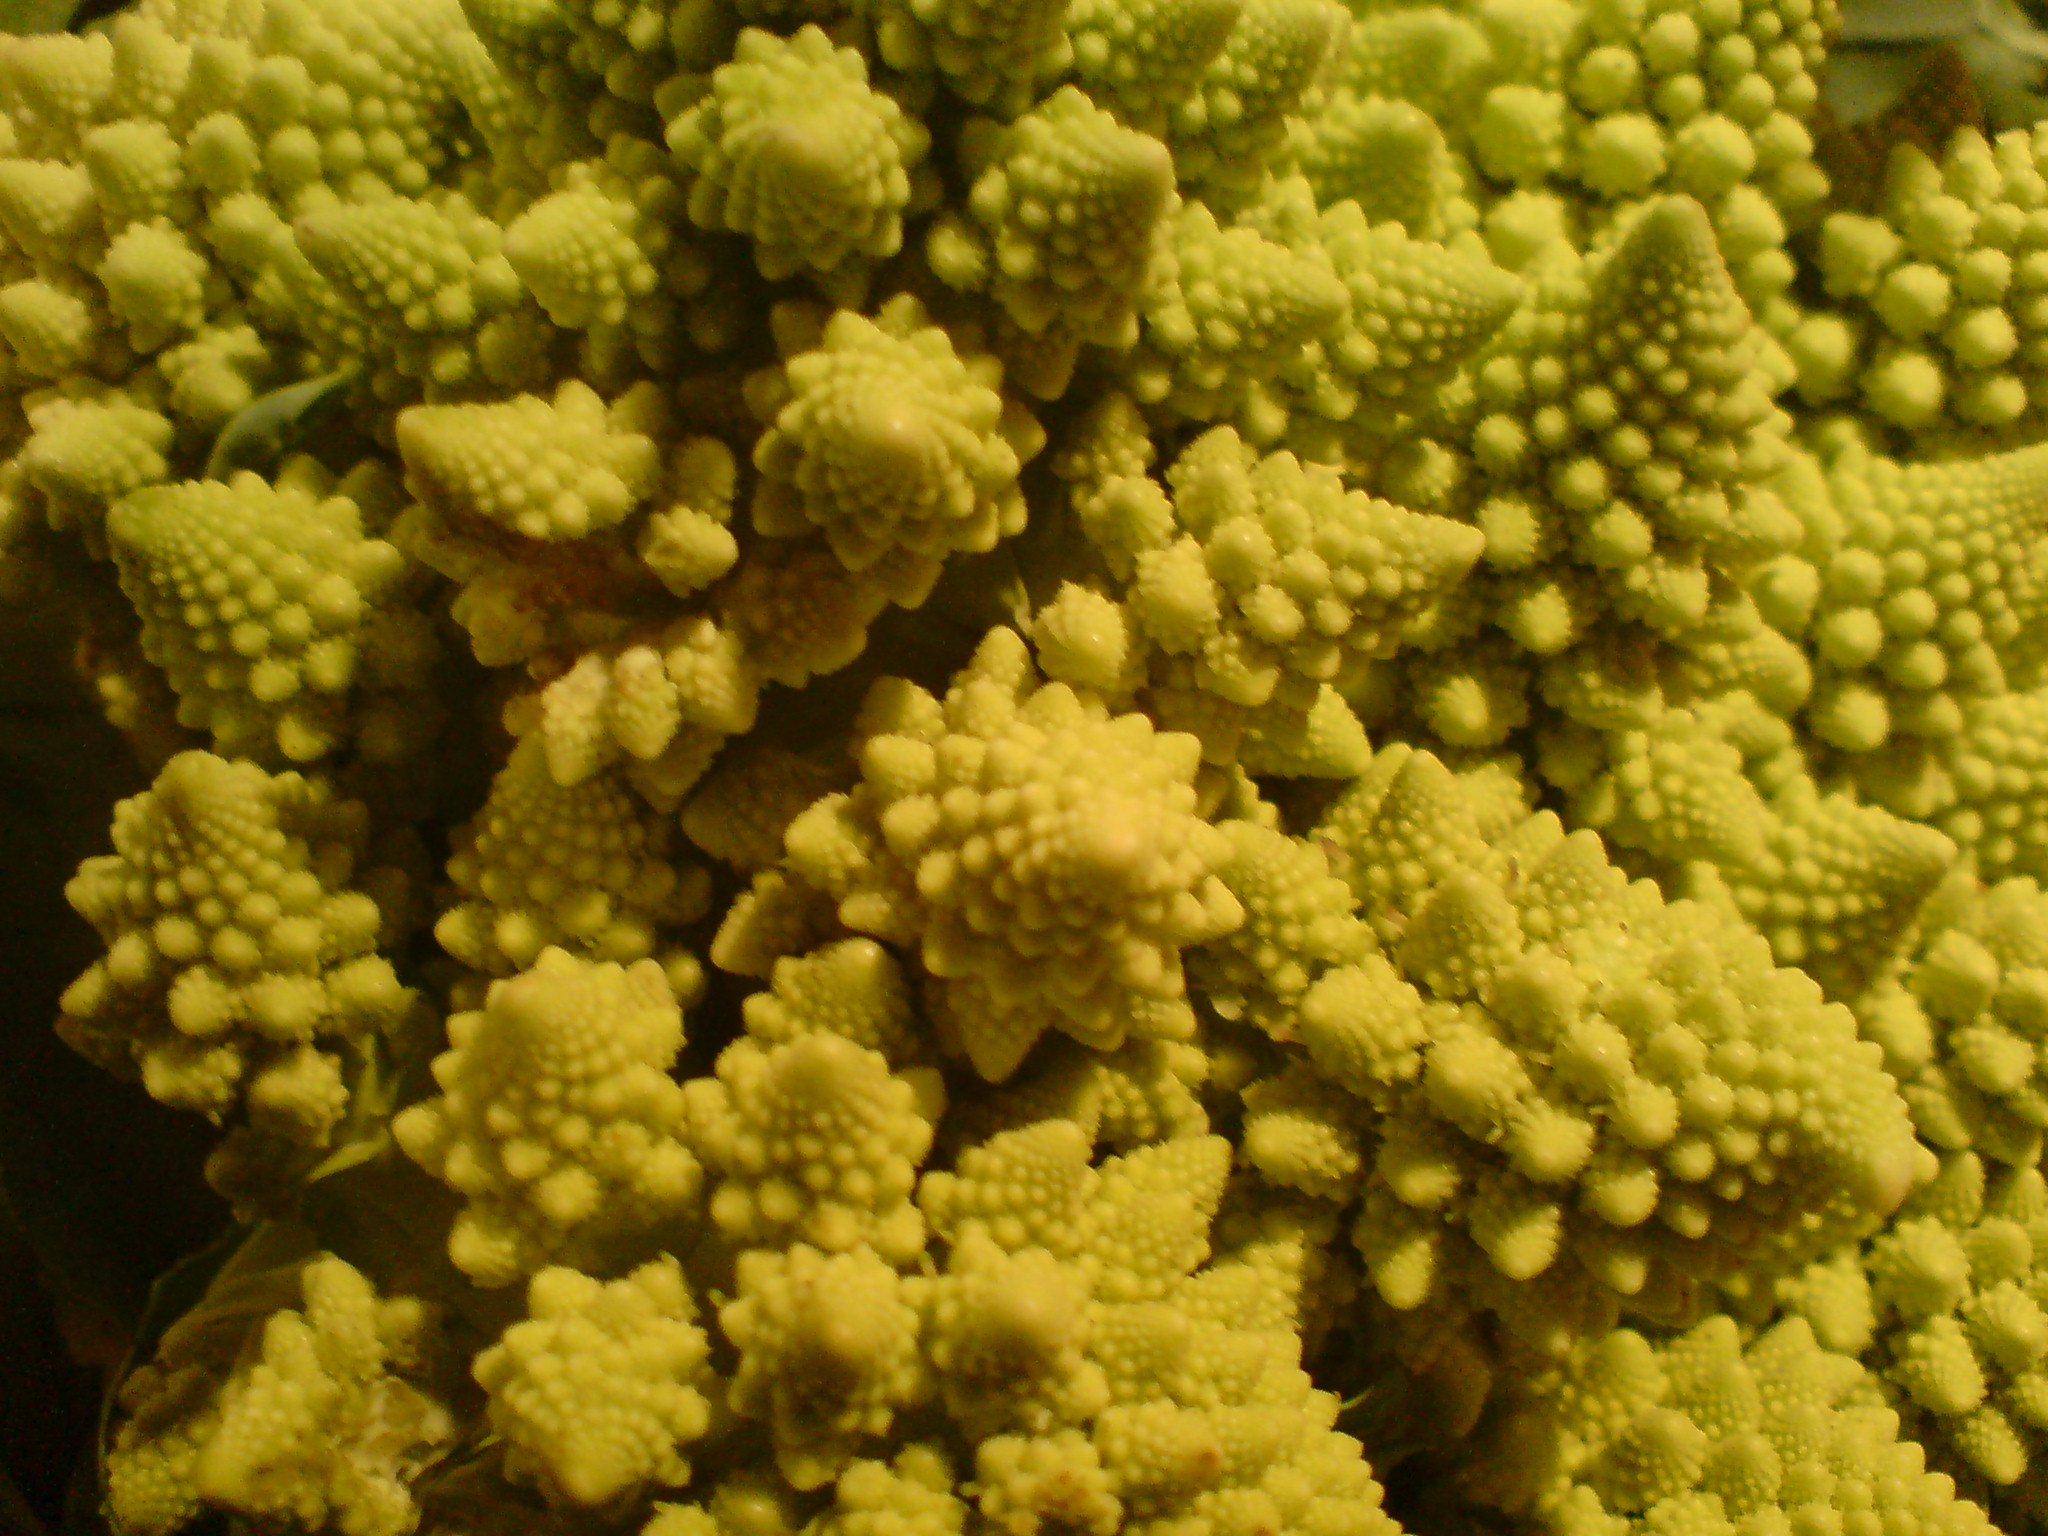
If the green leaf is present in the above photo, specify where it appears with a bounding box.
[88,1222,334,1521]
[1841,0,2048,51]
[203,369,359,481]
[92,1223,251,1481]
[303,1127,394,1184]
[1832,0,2048,130]
[1982,0,2048,58]
[86,1223,347,1535]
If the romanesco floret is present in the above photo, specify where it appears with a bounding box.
[1110,424,1487,765]
[29,0,2048,1528]
[780,626,1245,1081]
[397,380,663,542]
[18,392,171,540]
[1858,875,2048,1170]
[1468,1312,2000,1536]
[108,461,438,762]
[290,191,527,391]
[1886,1166,2048,1498]
[1779,1152,2048,1527]
[499,160,671,342]
[738,937,922,1064]
[1550,698,1961,990]
[680,741,844,872]
[746,294,1044,589]
[1239,1060,1366,1202]
[0,274,104,380]
[971,1429,1122,1536]
[1447,195,1800,678]
[638,437,741,601]
[803,1447,964,1536]
[1187,817,1374,1041]
[1898,688,2048,886]
[858,0,1069,117]
[684,1029,937,1262]
[1287,92,1472,240]
[1338,0,1833,315]
[194,1257,453,1536]
[1802,125,2048,447]
[722,1243,932,1488]
[1299,744,1917,1358]
[98,219,210,349]
[1126,201,1350,429]
[393,946,701,1287]
[921,1124,1402,1535]
[1065,0,1238,135]
[1164,0,1347,201]
[1789,438,2048,758]
[1072,1041,1214,1148]
[664,26,930,285]
[108,1253,452,1536]
[944,1034,1211,1152]
[1083,1133,1233,1302]
[60,750,412,1155]
[922,1228,1109,1436]
[475,1256,712,1507]
[925,85,1173,360]
[240,0,494,193]
[433,737,710,981]
[1249,180,1524,426]
[917,1117,1099,1257]
[514,622,759,790]
[709,535,910,691]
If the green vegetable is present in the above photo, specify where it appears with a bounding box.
[11,0,2048,1533]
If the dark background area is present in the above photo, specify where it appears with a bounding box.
[0,608,223,1534]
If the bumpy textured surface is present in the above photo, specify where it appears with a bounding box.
[778,627,1245,1081]
[722,1242,931,1488]
[397,381,663,541]
[685,1030,936,1261]
[1445,196,1800,661]
[59,752,410,1151]
[108,466,434,761]
[737,937,922,1064]
[393,947,700,1287]
[1796,441,2048,757]
[1188,816,1373,1040]
[1165,0,1347,199]
[1126,200,1350,427]
[21,394,171,535]
[107,1256,451,1536]
[474,1257,712,1507]
[926,86,1174,352]
[666,27,929,284]
[1255,182,1527,423]
[1066,0,1238,135]
[33,0,2048,1533]
[1859,876,2048,1170]
[1780,1153,2048,1526]
[1803,125,2048,449]
[1059,422,1488,767]
[1466,1313,2002,1536]
[1552,699,1961,991]
[1289,744,1918,1358]
[861,0,1070,116]
[433,737,708,978]
[747,295,1044,587]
